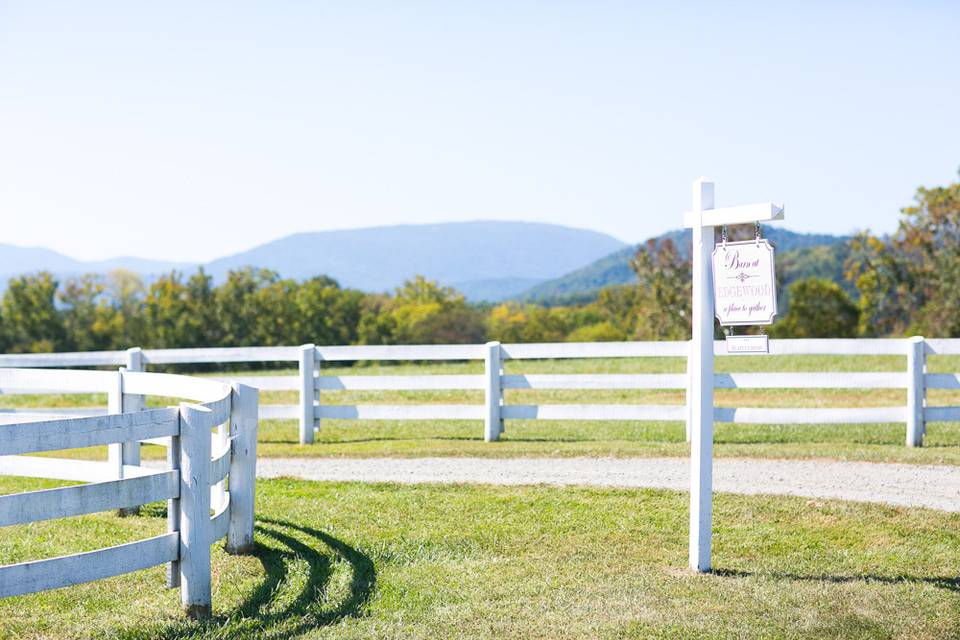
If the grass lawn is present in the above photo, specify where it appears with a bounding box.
[1,475,958,639]
[10,354,960,464]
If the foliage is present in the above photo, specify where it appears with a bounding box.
[769,278,859,338]
[845,173,960,337]
[1,272,64,352]
[629,238,691,340]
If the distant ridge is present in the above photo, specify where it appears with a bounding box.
[517,227,852,304]
[203,221,627,300]
[0,222,627,301]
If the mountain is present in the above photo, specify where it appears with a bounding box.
[518,227,852,304]
[0,244,193,285]
[204,222,627,300]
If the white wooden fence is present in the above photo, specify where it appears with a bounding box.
[1,337,958,448]
[0,367,259,618]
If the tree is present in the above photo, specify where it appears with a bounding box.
[769,278,859,338]
[630,238,692,340]
[59,274,123,351]
[2,272,65,352]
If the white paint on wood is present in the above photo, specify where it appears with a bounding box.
[178,403,213,615]
[688,177,716,573]
[318,374,485,391]
[317,404,485,420]
[317,344,484,361]
[924,374,960,389]
[0,368,114,393]
[0,456,155,482]
[299,344,316,445]
[484,342,502,442]
[923,339,960,356]
[0,351,126,368]
[212,375,299,390]
[714,372,907,389]
[502,404,686,421]
[502,341,689,360]
[0,470,178,527]
[906,336,925,447]
[0,532,178,598]
[502,373,687,390]
[209,491,231,543]
[122,371,231,403]
[143,346,300,364]
[259,404,299,419]
[683,201,784,227]
[227,383,258,555]
[0,408,179,457]
[714,407,908,424]
[924,406,960,422]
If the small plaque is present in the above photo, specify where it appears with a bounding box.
[726,334,769,354]
[712,240,778,326]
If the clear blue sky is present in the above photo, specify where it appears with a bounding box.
[1,1,957,262]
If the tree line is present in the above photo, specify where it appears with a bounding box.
[0,175,956,353]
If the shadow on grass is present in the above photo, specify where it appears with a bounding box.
[714,568,960,594]
[112,518,375,640]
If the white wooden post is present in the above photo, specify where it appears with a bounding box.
[688,178,716,573]
[685,339,693,443]
[121,348,144,469]
[166,432,182,589]
[906,336,926,447]
[298,344,316,445]
[484,341,503,442]
[684,178,784,574]
[107,372,123,478]
[227,383,258,554]
[178,403,212,619]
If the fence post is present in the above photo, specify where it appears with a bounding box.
[107,372,123,477]
[116,348,145,515]
[167,430,182,589]
[484,341,503,442]
[178,403,213,619]
[685,339,693,443]
[299,344,316,445]
[227,383,259,554]
[907,336,926,447]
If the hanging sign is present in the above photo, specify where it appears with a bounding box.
[712,239,777,326]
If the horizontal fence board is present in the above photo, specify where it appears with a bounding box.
[0,470,178,527]
[211,375,299,391]
[714,407,908,424]
[0,456,156,482]
[0,408,106,425]
[0,369,115,394]
[209,493,231,543]
[924,339,960,356]
[317,344,485,361]
[318,375,485,391]
[122,372,231,404]
[0,408,179,456]
[317,404,485,420]
[0,351,126,368]
[0,532,178,598]
[143,346,300,364]
[259,404,299,420]
[749,339,908,356]
[210,445,231,483]
[925,374,960,390]
[502,374,687,390]
[924,406,960,422]
[715,372,907,389]
[502,404,686,421]
[502,341,689,360]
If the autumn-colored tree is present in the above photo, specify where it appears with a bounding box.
[769,278,859,338]
[630,238,692,340]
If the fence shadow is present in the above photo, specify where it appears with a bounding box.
[111,517,375,640]
[713,568,960,594]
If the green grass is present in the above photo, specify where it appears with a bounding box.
[1,475,958,639]
[13,354,960,464]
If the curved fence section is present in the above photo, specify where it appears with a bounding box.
[0,368,258,618]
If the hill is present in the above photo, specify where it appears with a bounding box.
[518,227,852,304]
[203,221,627,300]
[0,244,192,286]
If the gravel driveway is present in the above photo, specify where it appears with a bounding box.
[252,457,960,512]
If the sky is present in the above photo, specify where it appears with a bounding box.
[1,1,958,263]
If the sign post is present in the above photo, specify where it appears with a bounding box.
[685,178,783,572]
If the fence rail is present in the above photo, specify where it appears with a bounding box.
[0,367,259,618]
[0,337,958,447]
